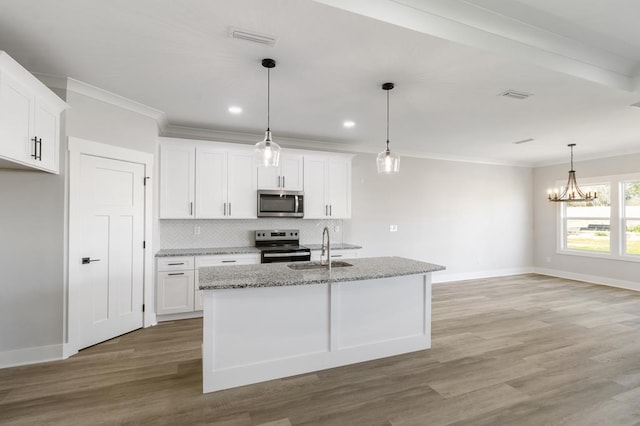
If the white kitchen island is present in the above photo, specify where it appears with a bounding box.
[198,256,445,393]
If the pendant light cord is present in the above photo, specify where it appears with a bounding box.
[267,67,270,131]
[386,88,390,151]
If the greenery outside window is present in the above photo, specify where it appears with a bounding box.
[623,181,640,255]
[563,184,610,252]
[558,174,640,261]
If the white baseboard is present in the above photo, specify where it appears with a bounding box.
[0,344,63,369]
[533,267,640,292]
[432,267,535,284]
[157,311,203,322]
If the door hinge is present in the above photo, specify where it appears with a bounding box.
[144,176,150,186]
[143,241,146,249]
[142,303,145,313]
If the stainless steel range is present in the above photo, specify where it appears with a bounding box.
[255,229,311,264]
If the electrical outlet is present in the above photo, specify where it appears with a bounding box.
[389,225,398,232]
[194,226,201,235]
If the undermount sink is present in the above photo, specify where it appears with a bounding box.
[287,261,353,270]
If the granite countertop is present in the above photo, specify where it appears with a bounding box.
[199,256,445,290]
[156,243,362,257]
[155,247,261,257]
[305,243,362,251]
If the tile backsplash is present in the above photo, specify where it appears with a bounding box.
[159,218,344,249]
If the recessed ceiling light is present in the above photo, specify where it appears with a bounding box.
[343,120,355,128]
[228,106,242,114]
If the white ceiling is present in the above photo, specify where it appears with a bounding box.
[1,0,639,166]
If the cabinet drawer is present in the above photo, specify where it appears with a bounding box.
[196,253,260,268]
[157,256,195,272]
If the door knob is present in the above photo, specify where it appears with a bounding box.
[82,257,101,264]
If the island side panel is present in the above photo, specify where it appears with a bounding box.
[202,273,432,393]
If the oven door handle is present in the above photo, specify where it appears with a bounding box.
[263,251,310,258]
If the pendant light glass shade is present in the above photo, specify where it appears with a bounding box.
[547,144,597,202]
[255,130,281,168]
[377,82,400,174]
[255,58,281,168]
[377,143,400,174]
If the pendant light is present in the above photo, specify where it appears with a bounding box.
[547,143,597,202]
[255,58,281,168]
[377,82,400,174]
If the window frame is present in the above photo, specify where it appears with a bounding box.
[556,172,640,263]
[622,178,640,257]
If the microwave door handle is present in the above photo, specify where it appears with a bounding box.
[295,195,299,213]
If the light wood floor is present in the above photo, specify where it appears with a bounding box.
[2,274,640,425]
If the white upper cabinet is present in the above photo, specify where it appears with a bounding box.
[160,143,195,219]
[303,155,352,219]
[195,147,226,218]
[160,139,257,219]
[196,147,257,219]
[226,151,257,218]
[0,51,66,174]
[257,153,304,190]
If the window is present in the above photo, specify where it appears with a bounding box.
[564,184,610,252]
[558,174,640,262]
[624,180,640,255]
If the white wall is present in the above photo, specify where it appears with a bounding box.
[0,87,158,367]
[533,152,640,286]
[344,154,533,282]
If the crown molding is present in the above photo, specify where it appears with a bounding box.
[33,73,167,129]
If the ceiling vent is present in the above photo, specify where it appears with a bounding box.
[499,90,533,100]
[229,27,277,47]
[512,138,535,145]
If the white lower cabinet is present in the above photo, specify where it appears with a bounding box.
[310,249,360,262]
[156,253,260,317]
[156,256,196,315]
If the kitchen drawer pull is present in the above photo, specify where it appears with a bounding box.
[330,254,342,258]
[221,260,237,263]
[167,262,185,266]
[168,272,185,276]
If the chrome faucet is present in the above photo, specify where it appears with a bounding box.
[321,226,331,272]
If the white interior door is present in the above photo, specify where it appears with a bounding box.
[78,154,145,349]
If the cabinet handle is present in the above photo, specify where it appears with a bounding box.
[168,272,185,276]
[325,205,328,216]
[282,176,285,188]
[190,202,193,216]
[221,260,237,263]
[224,203,227,216]
[228,203,231,216]
[31,137,42,161]
[278,176,281,188]
[168,262,185,266]
[330,205,332,216]
[331,254,342,258]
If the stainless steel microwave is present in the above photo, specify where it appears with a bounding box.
[257,190,304,218]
